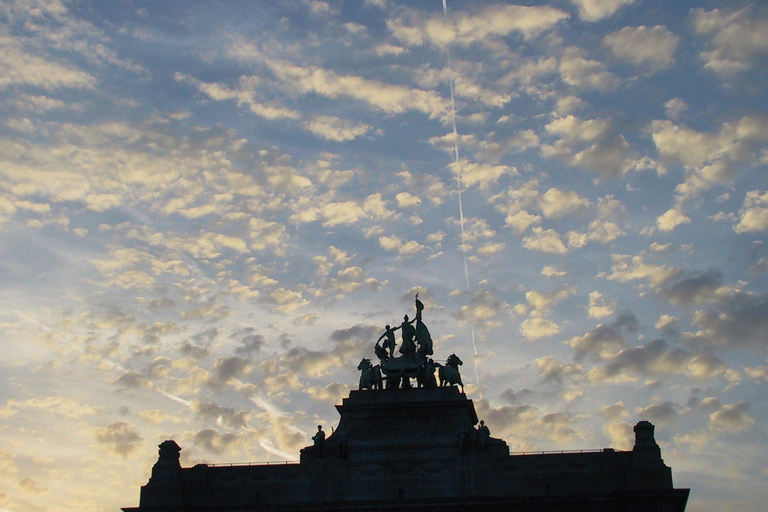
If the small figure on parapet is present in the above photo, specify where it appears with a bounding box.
[312,425,326,459]
[477,420,490,451]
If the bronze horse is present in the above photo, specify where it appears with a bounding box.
[439,354,464,392]
[357,358,383,390]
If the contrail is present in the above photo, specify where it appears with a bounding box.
[441,0,481,397]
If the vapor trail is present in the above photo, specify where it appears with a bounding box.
[441,0,481,397]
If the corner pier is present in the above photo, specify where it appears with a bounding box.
[124,386,689,512]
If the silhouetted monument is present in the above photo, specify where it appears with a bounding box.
[123,296,689,512]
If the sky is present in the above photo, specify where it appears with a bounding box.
[0,0,767,511]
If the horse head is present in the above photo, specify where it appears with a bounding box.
[357,358,372,371]
[447,354,463,367]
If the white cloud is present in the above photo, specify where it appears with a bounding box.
[652,117,768,205]
[734,190,768,233]
[603,26,679,69]
[450,160,514,191]
[396,192,421,208]
[543,114,643,178]
[303,116,371,142]
[588,291,614,318]
[538,188,589,219]
[259,54,447,119]
[571,0,636,22]
[656,208,690,232]
[604,253,681,290]
[664,98,688,119]
[559,47,621,90]
[523,227,568,254]
[692,7,768,77]
[389,4,568,48]
[520,317,560,341]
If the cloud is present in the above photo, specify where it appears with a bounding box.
[457,290,504,323]
[0,33,96,91]
[256,53,447,119]
[396,192,421,208]
[603,26,679,69]
[604,252,681,290]
[635,401,677,425]
[558,47,621,90]
[522,227,567,254]
[656,208,690,232]
[95,421,143,458]
[453,4,569,42]
[651,117,768,208]
[571,0,637,22]
[19,477,48,495]
[587,291,614,318]
[734,190,768,233]
[191,428,246,455]
[709,401,754,431]
[538,188,589,219]
[450,160,515,191]
[500,388,535,405]
[569,323,628,362]
[388,4,568,48]
[691,7,768,77]
[207,356,251,391]
[0,395,100,419]
[542,114,642,178]
[535,357,584,387]
[590,338,727,383]
[378,235,426,256]
[231,328,265,356]
[604,421,633,450]
[600,401,628,421]
[659,269,731,306]
[192,401,249,429]
[303,116,371,141]
[520,317,560,341]
[524,288,572,315]
[177,339,211,359]
[689,292,768,348]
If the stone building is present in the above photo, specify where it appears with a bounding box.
[123,385,689,512]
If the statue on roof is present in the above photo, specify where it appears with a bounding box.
[377,324,398,358]
[360,293,458,390]
[414,294,433,357]
[398,314,416,356]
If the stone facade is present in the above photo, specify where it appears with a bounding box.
[123,387,689,512]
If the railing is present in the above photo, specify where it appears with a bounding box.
[510,448,610,455]
[205,460,299,467]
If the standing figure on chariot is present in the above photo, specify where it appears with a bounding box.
[398,315,416,356]
[414,294,433,356]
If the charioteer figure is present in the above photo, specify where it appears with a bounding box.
[377,324,398,358]
[399,314,416,356]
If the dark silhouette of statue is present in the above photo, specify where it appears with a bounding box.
[398,315,416,356]
[312,425,325,458]
[357,358,382,390]
[377,324,398,358]
[477,420,490,450]
[425,358,438,387]
[414,294,433,356]
[374,341,389,362]
[439,354,464,392]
